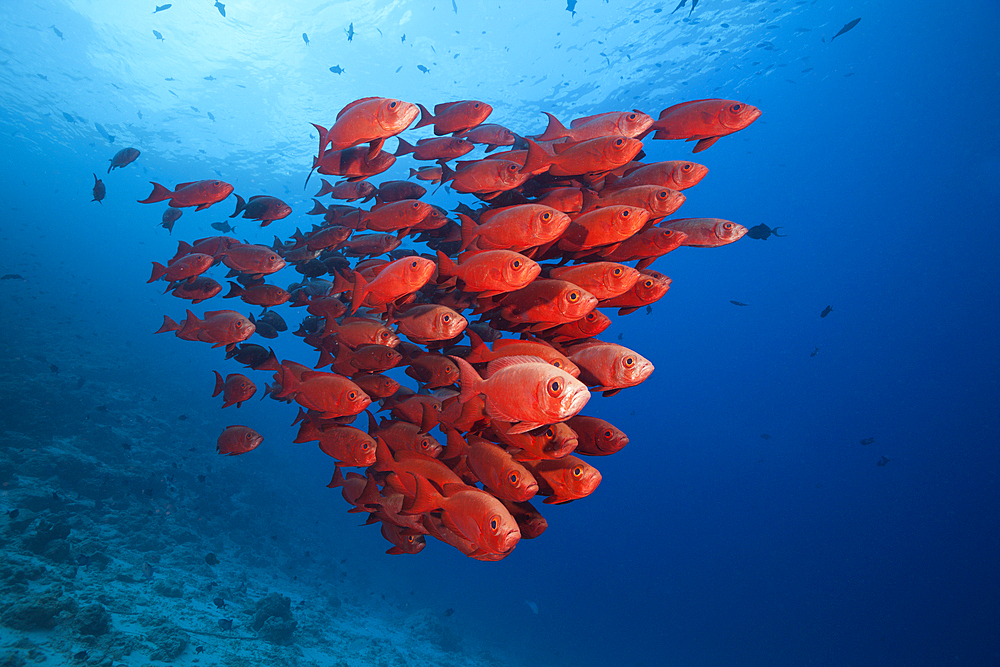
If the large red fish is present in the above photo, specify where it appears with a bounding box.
[436,249,540,296]
[138,180,234,210]
[521,136,643,177]
[522,455,601,504]
[533,110,654,143]
[273,364,371,418]
[603,161,708,192]
[493,279,598,331]
[230,195,292,227]
[452,355,591,434]
[350,256,436,314]
[646,99,761,152]
[457,123,519,151]
[414,100,493,135]
[566,415,629,456]
[596,227,688,270]
[312,147,396,184]
[547,262,640,301]
[441,160,530,199]
[566,340,654,396]
[217,425,263,456]
[155,309,255,347]
[212,371,257,408]
[556,205,649,253]
[581,185,686,218]
[148,253,214,284]
[459,205,571,253]
[659,218,748,247]
[313,97,419,157]
[597,270,672,315]
[220,243,287,277]
[394,136,474,161]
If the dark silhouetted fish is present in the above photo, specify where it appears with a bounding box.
[208,111,216,121]
[153,4,172,13]
[51,26,64,40]
[860,437,874,445]
[418,65,429,73]
[6,509,19,519]
[76,554,90,567]
[303,33,309,44]
[746,223,785,240]
[142,562,154,579]
[645,305,652,315]
[566,0,577,16]
[153,30,164,41]
[196,646,205,654]
[730,300,748,306]
[821,305,832,318]
[218,618,233,630]
[95,122,115,144]
[760,434,771,440]
[204,75,216,81]
[211,221,236,233]
[345,22,354,41]
[215,1,226,17]
[62,111,75,123]
[1,274,24,280]
[329,65,345,74]
[810,347,819,357]
[205,552,220,565]
[877,456,890,467]
[109,147,140,172]
[49,364,59,373]
[670,0,686,14]
[444,608,455,616]
[91,174,105,204]
[829,18,861,43]
[161,207,182,233]
[73,651,88,662]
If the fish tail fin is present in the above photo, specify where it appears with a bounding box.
[413,103,434,130]
[534,112,570,141]
[440,425,469,461]
[349,271,369,315]
[137,181,172,204]
[154,315,180,334]
[393,136,415,157]
[464,329,489,363]
[408,167,419,179]
[435,250,459,279]
[355,472,382,508]
[457,213,479,253]
[223,281,244,299]
[400,473,445,515]
[274,364,299,399]
[439,161,456,185]
[311,122,330,159]
[326,464,345,489]
[107,160,113,174]
[212,370,225,397]
[307,198,329,216]
[373,435,394,471]
[451,355,483,404]
[580,187,600,212]
[147,261,167,283]
[229,193,246,218]
[315,179,334,198]
[520,138,552,175]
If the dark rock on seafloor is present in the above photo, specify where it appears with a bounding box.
[252,592,296,643]
[76,603,112,636]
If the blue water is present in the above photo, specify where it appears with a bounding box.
[1,1,998,666]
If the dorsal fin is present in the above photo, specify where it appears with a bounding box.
[485,355,547,377]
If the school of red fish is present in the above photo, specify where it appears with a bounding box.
[141,96,760,559]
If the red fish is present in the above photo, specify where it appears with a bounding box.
[350,256,436,314]
[522,455,601,504]
[597,270,672,315]
[436,249,540,296]
[352,374,401,400]
[533,111,653,143]
[500,499,548,539]
[315,179,376,202]
[494,279,598,331]
[230,195,292,227]
[357,200,433,233]
[556,205,649,253]
[312,146,396,183]
[491,421,579,461]
[409,166,443,184]
[440,160,530,199]
[313,97,419,156]
[646,99,761,152]
[148,253,214,284]
[212,371,256,408]
[138,180,234,210]
[108,147,140,173]
[581,185,686,218]
[389,304,468,344]
[453,355,590,434]
[341,233,402,258]
[464,332,580,377]
[457,123,519,152]
[224,282,290,307]
[296,420,377,466]
[521,136,643,177]
[369,416,443,459]
[566,340,654,396]
[380,520,426,555]
[566,415,629,456]
[545,310,612,343]
[463,434,539,502]
[602,161,708,192]
[394,136,474,161]
[376,180,428,202]
[596,227,688,270]
[168,276,222,303]
[459,205,571,253]
[658,218,748,247]
[220,243,286,277]
[547,262,640,301]
[155,309,255,347]
[323,316,399,349]
[414,100,493,135]
[273,364,371,418]
[217,425,263,455]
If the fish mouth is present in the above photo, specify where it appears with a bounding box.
[563,386,591,418]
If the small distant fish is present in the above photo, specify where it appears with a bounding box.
[49,364,59,373]
[178,414,188,421]
[2,274,24,281]
[444,608,454,616]
[452,0,458,12]
[37,74,48,81]
[525,600,539,614]
[645,305,652,315]
[213,597,226,609]
[137,110,143,119]
[191,106,199,112]
[809,347,819,357]
[670,0,686,14]
[860,437,874,445]
[205,552,220,565]
[345,22,354,41]
[215,1,226,17]
[95,122,115,144]
[197,474,206,482]
[329,65,345,74]
[796,27,811,32]
[395,65,403,72]
[153,4,172,13]
[760,434,771,440]
[62,111,76,123]
[566,0,577,16]
[91,174,105,204]
[218,618,233,630]
[7,509,19,519]
[730,300,748,307]
[204,75,216,81]
[196,646,205,654]
[211,221,235,233]
[617,333,623,340]
[51,26,64,40]
[165,77,174,81]
[142,562,155,579]
[417,65,429,73]
[820,305,832,318]
[207,111,215,122]
[302,33,309,44]
[876,456,890,467]
[801,67,814,73]
[153,30,164,41]
[73,651,88,662]
[829,18,861,43]
[401,34,405,43]
[745,223,785,240]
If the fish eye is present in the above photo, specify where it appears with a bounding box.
[235,321,243,328]
[585,313,597,321]
[389,101,398,109]
[245,432,253,440]
[552,360,563,368]
[213,181,220,186]
[549,380,561,393]
[567,291,579,302]
[627,113,637,120]
[723,222,734,230]
[572,466,583,477]
[410,260,419,268]
[603,429,613,438]
[490,518,498,530]
[615,138,624,146]
[507,164,518,172]
[512,259,522,269]
[613,267,622,276]
[508,472,519,484]
[682,163,692,171]
[624,356,635,367]
[621,209,630,217]
[443,314,451,322]
[269,255,278,262]
[545,427,555,437]
[657,190,667,199]
[731,103,742,112]
[474,102,481,108]
[348,391,358,400]
[644,279,654,288]
[361,441,370,450]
